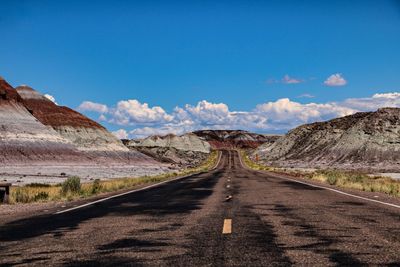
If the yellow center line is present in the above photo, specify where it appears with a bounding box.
[222,219,232,234]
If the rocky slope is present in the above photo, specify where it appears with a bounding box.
[0,76,171,184]
[193,130,280,149]
[254,108,400,171]
[15,85,153,163]
[16,85,128,152]
[124,133,211,167]
[0,77,86,163]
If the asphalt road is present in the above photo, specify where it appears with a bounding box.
[1,150,400,266]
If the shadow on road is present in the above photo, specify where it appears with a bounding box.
[0,167,225,243]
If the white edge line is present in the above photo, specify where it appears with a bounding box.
[236,150,400,210]
[55,151,222,215]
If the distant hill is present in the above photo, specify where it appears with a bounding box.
[193,130,281,149]
[253,108,400,171]
[124,133,211,167]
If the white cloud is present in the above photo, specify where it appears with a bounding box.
[79,92,400,139]
[282,74,302,84]
[324,73,347,86]
[109,100,173,125]
[255,98,356,129]
[372,92,400,99]
[266,75,304,84]
[297,94,315,98]
[44,94,58,105]
[129,126,185,139]
[78,101,109,113]
[175,100,230,125]
[341,92,400,110]
[112,129,128,139]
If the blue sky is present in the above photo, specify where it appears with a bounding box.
[1,1,400,138]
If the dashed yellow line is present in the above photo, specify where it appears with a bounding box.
[222,219,232,234]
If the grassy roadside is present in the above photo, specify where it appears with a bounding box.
[8,151,219,204]
[240,150,400,197]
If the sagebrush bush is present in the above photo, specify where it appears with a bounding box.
[327,175,338,185]
[61,176,81,195]
[91,179,102,194]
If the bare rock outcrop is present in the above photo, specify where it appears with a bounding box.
[254,108,400,171]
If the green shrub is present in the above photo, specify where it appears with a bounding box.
[61,176,81,195]
[327,175,337,185]
[91,179,102,194]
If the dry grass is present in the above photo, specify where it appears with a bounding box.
[9,151,219,204]
[240,150,277,172]
[308,170,400,197]
[240,150,400,198]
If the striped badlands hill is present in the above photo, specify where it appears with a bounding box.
[193,130,280,149]
[15,85,152,163]
[0,76,170,183]
[125,133,211,167]
[0,77,86,163]
[254,108,400,171]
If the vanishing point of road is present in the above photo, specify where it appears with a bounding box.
[1,150,400,266]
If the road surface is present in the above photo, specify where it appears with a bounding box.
[0,150,400,266]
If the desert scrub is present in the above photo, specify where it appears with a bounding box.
[309,170,400,197]
[61,176,81,195]
[11,187,59,203]
[241,151,400,198]
[8,150,220,204]
[240,150,276,171]
[91,179,102,194]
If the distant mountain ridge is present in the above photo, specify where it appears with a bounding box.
[193,130,281,149]
[124,133,211,167]
[253,108,400,171]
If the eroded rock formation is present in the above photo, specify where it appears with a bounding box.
[254,108,400,171]
[125,133,211,167]
[193,130,280,149]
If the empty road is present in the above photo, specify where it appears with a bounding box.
[1,150,400,266]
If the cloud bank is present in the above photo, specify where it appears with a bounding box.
[77,93,400,139]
